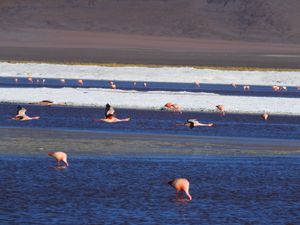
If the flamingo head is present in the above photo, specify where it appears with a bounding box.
[167,180,174,186]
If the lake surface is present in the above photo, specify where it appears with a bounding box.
[1,102,300,224]
[0,156,299,224]
[1,76,299,98]
[1,103,300,140]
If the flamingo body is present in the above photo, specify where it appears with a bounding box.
[194,80,200,87]
[98,117,130,123]
[261,113,269,121]
[184,119,213,129]
[48,151,69,167]
[216,105,224,111]
[162,102,182,113]
[10,106,40,121]
[78,79,84,86]
[243,85,250,91]
[168,178,192,201]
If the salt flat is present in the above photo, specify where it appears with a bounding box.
[1,62,300,115]
[1,62,300,85]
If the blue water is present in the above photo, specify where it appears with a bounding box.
[0,156,299,224]
[1,77,300,225]
[1,76,299,98]
[1,103,300,140]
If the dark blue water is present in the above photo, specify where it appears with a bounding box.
[0,156,299,224]
[1,103,300,140]
[1,76,299,98]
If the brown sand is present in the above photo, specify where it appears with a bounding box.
[1,29,300,68]
[1,128,299,156]
[0,1,300,68]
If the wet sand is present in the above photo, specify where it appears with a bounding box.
[1,127,299,156]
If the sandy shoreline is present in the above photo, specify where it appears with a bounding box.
[1,127,299,156]
[1,47,300,69]
[0,29,300,69]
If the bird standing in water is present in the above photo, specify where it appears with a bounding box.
[261,113,269,121]
[48,152,69,167]
[78,79,84,86]
[216,105,225,116]
[110,81,117,89]
[168,178,192,201]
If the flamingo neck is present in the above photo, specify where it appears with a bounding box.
[186,192,192,201]
[64,160,69,167]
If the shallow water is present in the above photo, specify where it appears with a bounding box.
[1,103,300,140]
[0,156,299,224]
[1,76,299,98]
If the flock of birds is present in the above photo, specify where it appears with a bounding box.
[47,151,192,201]
[9,102,192,201]
[11,74,275,123]
[12,73,300,92]
[7,74,284,202]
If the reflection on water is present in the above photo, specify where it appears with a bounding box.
[0,156,299,224]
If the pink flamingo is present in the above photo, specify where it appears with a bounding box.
[177,119,214,129]
[48,151,69,167]
[10,106,40,121]
[216,105,225,116]
[60,79,65,85]
[97,117,130,123]
[95,104,130,123]
[29,100,66,106]
[243,85,250,91]
[261,113,269,121]
[162,102,182,113]
[27,75,33,83]
[194,81,200,87]
[110,81,117,89]
[272,85,280,91]
[280,86,287,91]
[78,79,84,86]
[168,178,192,201]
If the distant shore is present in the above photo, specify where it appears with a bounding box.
[1,46,300,69]
[0,29,300,69]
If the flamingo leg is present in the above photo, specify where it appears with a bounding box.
[180,192,184,200]
[176,191,179,200]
